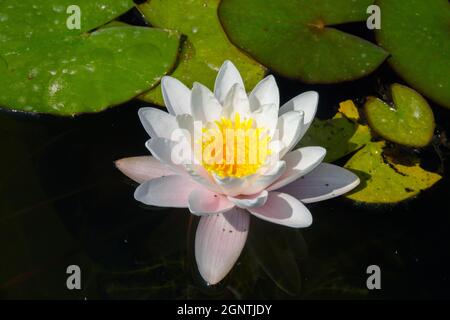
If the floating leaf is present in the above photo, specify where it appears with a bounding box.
[0,0,180,115]
[298,100,372,162]
[344,142,441,203]
[138,0,266,105]
[376,0,450,108]
[218,0,388,83]
[365,84,435,147]
[338,100,361,121]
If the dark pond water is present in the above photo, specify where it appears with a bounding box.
[1,13,450,299]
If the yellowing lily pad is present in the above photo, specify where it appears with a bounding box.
[298,100,372,162]
[138,0,266,105]
[376,0,450,109]
[218,0,388,83]
[365,84,435,147]
[344,142,441,204]
[0,0,180,115]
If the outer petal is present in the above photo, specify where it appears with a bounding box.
[222,83,251,118]
[279,91,318,134]
[191,83,222,123]
[268,147,326,191]
[278,163,360,203]
[275,110,305,157]
[134,175,197,207]
[228,190,268,209]
[214,60,245,105]
[195,208,250,285]
[115,156,174,184]
[138,107,178,139]
[248,192,312,228]
[161,76,191,115]
[188,189,235,215]
[248,75,279,111]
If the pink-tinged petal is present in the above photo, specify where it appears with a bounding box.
[248,192,312,228]
[278,163,360,203]
[138,107,178,140]
[115,156,174,183]
[214,60,245,105]
[191,82,222,123]
[279,91,318,132]
[195,208,250,285]
[228,190,268,209]
[248,75,279,111]
[268,147,326,191]
[188,189,235,215]
[134,175,197,207]
[161,76,191,115]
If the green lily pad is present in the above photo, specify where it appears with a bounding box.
[365,84,435,147]
[298,100,372,162]
[0,0,180,115]
[218,0,388,83]
[376,0,450,109]
[138,0,266,105]
[344,142,441,203]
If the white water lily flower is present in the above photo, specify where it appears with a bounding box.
[115,60,360,285]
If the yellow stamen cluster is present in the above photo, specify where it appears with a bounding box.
[200,113,271,178]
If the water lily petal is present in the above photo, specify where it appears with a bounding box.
[214,60,245,105]
[248,75,279,111]
[185,164,222,193]
[145,138,191,174]
[222,83,251,118]
[175,113,195,138]
[161,76,191,115]
[175,113,203,156]
[195,207,250,285]
[212,174,249,197]
[191,82,222,123]
[228,190,268,208]
[276,111,305,157]
[279,91,318,134]
[134,175,197,207]
[248,192,312,228]
[188,189,235,215]
[279,163,360,203]
[268,147,326,191]
[138,107,178,139]
[252,103,279,138]
[115,156,174,184]
[241,161,286,195]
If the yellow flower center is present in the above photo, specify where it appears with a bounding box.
[200,113,271,178]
